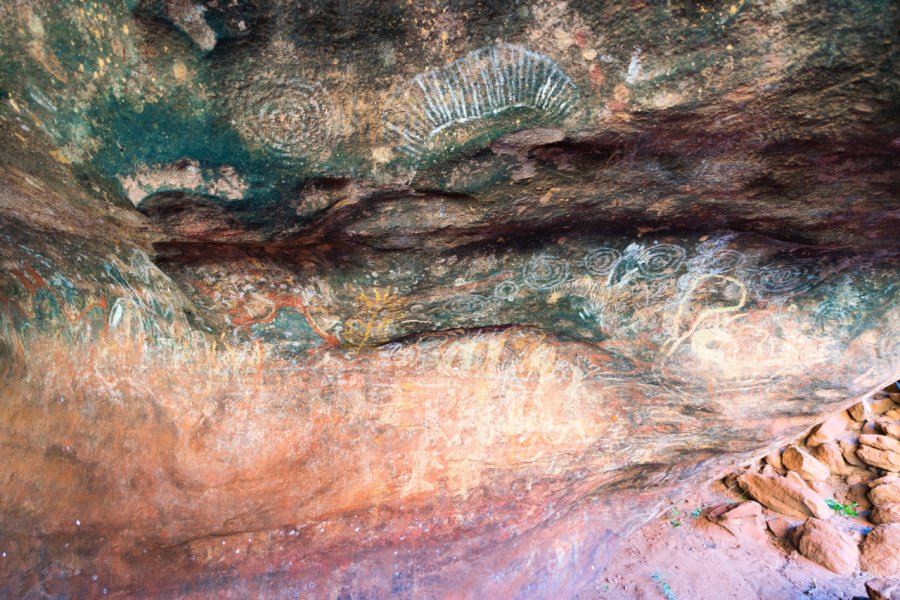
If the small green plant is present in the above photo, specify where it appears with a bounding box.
[690,506,704,518]
[652,572,677,600]
[668,507,683,527]
[825,499,859,518]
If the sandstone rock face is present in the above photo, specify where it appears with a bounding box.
[791,518,859,575]
[0,0,897,597]
[861,525,900,578]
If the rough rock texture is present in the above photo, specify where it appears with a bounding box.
[871,504,900,525]
[0,0,898,597]
[870,477,900,505]
[807,411,852,447]
[813,442,849,476]
[861,525,900,578]
[707,500,767,542]
[783,445,831,481]
[791,518,859,575]
[867,578,900,600]
[738,472,832,520]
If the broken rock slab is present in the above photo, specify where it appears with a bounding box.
[843,439,868,467]
[708,501,767,543]
[859,434,900,471]
[737,472,831,520]
[812,442,848,476]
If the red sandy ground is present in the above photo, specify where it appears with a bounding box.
[587,482,872,600]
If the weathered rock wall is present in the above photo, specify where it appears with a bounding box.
[0,0,898,597]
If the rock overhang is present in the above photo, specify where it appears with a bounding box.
[0,0,898,597]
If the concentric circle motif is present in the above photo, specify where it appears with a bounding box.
[493,280,520,302]
[445,294,489,314]
[635,244,686,279]
[581,247,621,276]
[686,249,745,274]
[523,255,570,290]
[812,302,855,330]
[229,74,336,159]
[695,238,731,255]
[751,259,820,297]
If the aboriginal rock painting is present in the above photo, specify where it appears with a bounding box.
[383,43,578,162]
[4,218,896,395]
[0,229,196,359]
[160,232,898,392]
[226,72,339,163]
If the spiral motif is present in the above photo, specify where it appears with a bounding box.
[229,74,337,159]
[523,255,570,290]
[695,238,732,255]
[493,280,520,302]
[813,302,855,330]
[686,249,745,274]
[635,244,686,279]
[751,260,820,297]
[445,294,489,314]
[581,247,621,276]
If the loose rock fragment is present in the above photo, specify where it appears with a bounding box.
[866,577,900,600]
[851,398,898,422]
[791,518,859,575]
[843,439,868,466]
[870,477,900,505]
[737,472,831,520]
[876,417,900,439]
[766,450,785,473]
[783,445,831,481]
[813,442,848,475]
[807,410,852,447]
[871,504,900,524]
[861,524,900,577]
[862,435,900,454]
[710,501,767,542]
[859,437,900,472]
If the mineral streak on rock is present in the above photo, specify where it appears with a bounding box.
[0,0,898,598]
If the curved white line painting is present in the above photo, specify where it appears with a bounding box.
[384,44,578,160]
